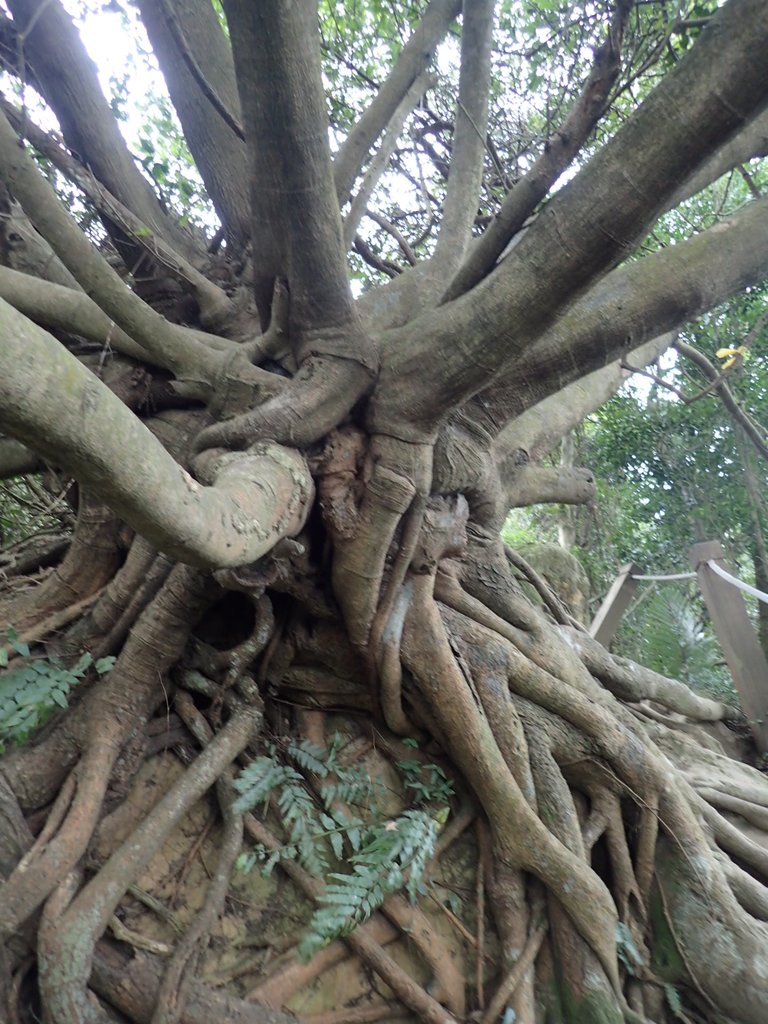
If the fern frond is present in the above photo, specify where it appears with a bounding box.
[232,757,303,814]
[287,737,331,777]
[300,808,441,958]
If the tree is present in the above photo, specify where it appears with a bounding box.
[568,284,768,677]
[0,1,767,1021]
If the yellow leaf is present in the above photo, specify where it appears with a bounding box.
[715,345,747,369]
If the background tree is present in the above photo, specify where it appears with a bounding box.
[1,1,768,1023]
[547,280,768,691]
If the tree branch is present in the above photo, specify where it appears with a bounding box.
[343,71,435,250]
[504,465,596,508]
[664,105,768,211]
[0,436,40,477]
[223,0,375,376]
[0,302,313,568]
[431,0,495,275]
[0,264,151,364]
[6,0,194,258]
[0,105,242,387]
[333,0,462,206]
[353,234,402,277]
[0,96,234,330]
[157,0,244,141]
[675,338,768,462]
[442,0,633,302]
[0,191,80,289]
[493,334,676,462]
[363,210,419,266]
[135,0,251,250]
[371,0,768,437]
[466,199,768,443]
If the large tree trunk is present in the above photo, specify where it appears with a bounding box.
[3,456,768,1024]
[1,2,768,1023]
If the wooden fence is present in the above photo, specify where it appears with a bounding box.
[590,540,768,752]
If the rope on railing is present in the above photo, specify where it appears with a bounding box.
[629,563,768,604]
[630,572,696,581]
[706,559,768,605]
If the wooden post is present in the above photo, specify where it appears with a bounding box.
[589,562,643,647]
[690,540,768,754]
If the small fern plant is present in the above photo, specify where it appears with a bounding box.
[0,626,115,751]
[233,734,452,957]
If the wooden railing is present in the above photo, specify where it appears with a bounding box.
[589,540,768,752]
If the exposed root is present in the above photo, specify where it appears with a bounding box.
[718,856,768,919]
[375,581,413,736]
[5,953,34,1024]
[567,627,739,723]
[0,587,104,662]
[302,1001,402,1024]
[696,787,768,830]
[402,570,622,993]
[436,560,600,697]
[481,916,547,1024]
[90,939,300,1024]
[4,493,768,1023]
[654,829,768,1023]
[0,564,220,935]
[108,913,174,956]
[698,798,768,880]
[245,930,396,1008]
[62,535,160,653]
[38,703,260,1024]
[330,435,431,646]
[473,830,486,1009]
[504,544,584,629]
[380,892,466,1016]
[0,531,70,580]
[151,692,246,1024]
[0,739,118,941]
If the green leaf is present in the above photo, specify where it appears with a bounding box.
[664,983,683,1016]
[615,921,643,974]
[50,688,69,709]
[72,653,94,676]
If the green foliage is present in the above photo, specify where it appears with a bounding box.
[664,983,684,1018]
[133,98,214,231]
[614,587,735,702]
[0,629,114,751]
[299,808,441,959]
[234,734,452,957]
[507,280,765,700]
[501,507,555,550]
[615,920,644,976]
[234,752,334,877]
[0,476,72,549]
[396,753,453,804]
